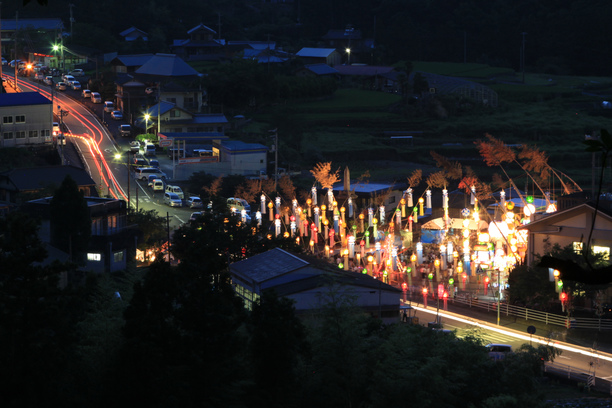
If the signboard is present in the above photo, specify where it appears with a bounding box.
[159,139,172,147]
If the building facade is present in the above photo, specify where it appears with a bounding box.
[0,92,53,147]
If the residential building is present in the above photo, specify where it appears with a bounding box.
[230,247,402,324]
[120,27,149,42]
[171,24,223,61]
[295,63,339,78]
[296,47,342,66]
[0,92,53,148]
[22,196,133,274]
[322,25,374,64]
[139,102,225,133]
[0,165,97,204]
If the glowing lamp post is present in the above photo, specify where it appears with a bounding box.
[419,197,424,216]
[422,287,428,308]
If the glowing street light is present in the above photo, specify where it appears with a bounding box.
[346,48,351,65]
[144,113,150,134]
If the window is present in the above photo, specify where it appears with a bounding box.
[3,116,13,124]
[15,115,25,123]
[573,242,583,254]
[3,132,13,140]
[41,129,50,137]
[593,246,610,260]
[167,97,176,104]
[113,251,124,262]
[16,131,25,139]
[170,110,180,118]
[87,253,102,261]
[28,130,38,138]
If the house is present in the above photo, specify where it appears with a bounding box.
[120,27,149,42]
[333,65,396,89]
[295,63,339,78]
[322,26,374,64]
[0,165,97,204]
[230,247,401,323]
[21,196,133,275]
[156,134,266,181]
[0,92,53,147]
[296,48,342,66]
[134,53,200,79]
[138,102,225,134]
[109,54,155,74]
[520,202,612,268]
[171,24,223,61]
[114,74,147,123]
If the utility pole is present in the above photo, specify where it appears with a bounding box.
[69,4,75,41]
[269,128,278,191]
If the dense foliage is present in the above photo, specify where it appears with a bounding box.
[0,209,557,407]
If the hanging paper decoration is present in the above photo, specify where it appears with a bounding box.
[470,186,476,205]
[407,188,413,207]
[426,189,432,209]
[311,187,317,205]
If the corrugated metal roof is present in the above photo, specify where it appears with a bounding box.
[305,63,338,75]
[135,54,199,77]
[0,18,63,30]
[296,47,337,58]
[231,247,310,284]
[0,92,51,107]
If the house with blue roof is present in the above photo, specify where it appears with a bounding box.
[171,24,223,62]
[296,63,339,78]
[138,102,226,134]
[0,92,53,148]
[120,27,148,42]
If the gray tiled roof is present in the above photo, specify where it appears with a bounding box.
[136,54,199,77]
[231,247,310,284]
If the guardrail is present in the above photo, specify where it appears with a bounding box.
[450,294,612,331]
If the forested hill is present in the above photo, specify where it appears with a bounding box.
[9,0,612,76]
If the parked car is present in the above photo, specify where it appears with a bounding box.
[134,167,166,181]
[227,197,251,215]
[55,82,67,91]
[134,157,148,167]
[103,101,115,113]
[120,125,132,137]
[91,92,102,103]
[148,159,159,168]
[144,143,156,157]
[189,212,203,222]
[163,192,182,207]
[110,110,123,120]
[69,68,84,76]
[53,122,60,137]
[165,185,184,199]
[186,196,204,209]
[82,89,92,98]
[62,74,75,83]
[45,76,54,86]
[151,179,164,192]
[485,344,513,361]
[129,140,140,151]
[70,81,81,90]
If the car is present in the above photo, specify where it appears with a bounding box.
[148,159,159,168]
[91,92,102,103]
[110,110,123,120]
[186,196,204,209]
[69,69,84,76]
[103,101,115,113]
[9,59,21,67]
[227,197,251,215]
[57,133,66,146]
[70,81,81,90]
[55,82,67,91]
[189,212,203,222]
[45,76,54,86]
[62,74,75,83]
[134,157,148,167]
[52,122,60,137]
[82,89,92,98]
[151,179,164,191]
[134,167,166,181]
[129,140,140,151]
[485,344,513,361]
[120,125,132,137]
[165,185,184,199]
[144,143,156,157]
[163,192,182,207]
[35,72,45,82]
[1,57,6,65]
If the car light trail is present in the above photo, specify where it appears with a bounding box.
[411,304,612,362]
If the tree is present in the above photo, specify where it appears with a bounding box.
[50,175,91,263]
[127,208,167,248]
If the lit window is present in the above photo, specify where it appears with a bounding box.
[593,246,610,260]
[15,115,25,123]
[87,253,102,261]
[113,251,124,262]
[573,242,583,254]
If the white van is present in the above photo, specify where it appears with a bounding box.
[103,101,114,113]
[91,92,102,103]
[144,144,156,156]
[165,185,184,199]
[134,167,167,181]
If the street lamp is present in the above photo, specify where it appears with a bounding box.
[346,48,351,65]
[144,113,150,134]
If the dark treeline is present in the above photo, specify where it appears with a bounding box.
[9,0,612,76]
